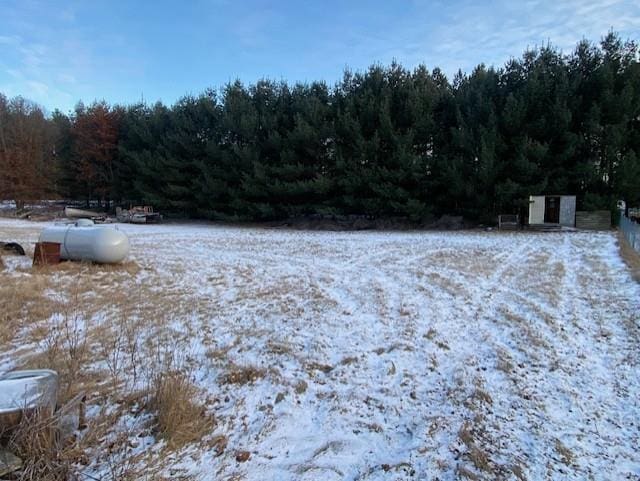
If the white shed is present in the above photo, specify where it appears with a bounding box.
[528,195,576,227]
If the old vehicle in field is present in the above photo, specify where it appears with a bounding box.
[116,205,163,224]
[64,206,109,223]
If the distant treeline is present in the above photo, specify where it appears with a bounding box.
[1,33,639,222]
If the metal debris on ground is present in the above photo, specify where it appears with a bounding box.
[64,206,111,223]
[0,449,22,477]
[116,205,163,224]
[0,242,25,256]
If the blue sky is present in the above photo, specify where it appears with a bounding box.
[1,0,639,113]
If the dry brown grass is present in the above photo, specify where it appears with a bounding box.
[220,364,267,385]
[510,462,527,481]
[1,402,83,481]
[0,256,145,345]
[458,421,494,476]
[495,348,514,374]
[456,465,480,480]
[618,232,640,282]
[339,355,358,366]
[4,414,67,481]
[458,421,474,446]
[150,371,214,449]
[305,361,334,375]
[0,251,210,478]
[83,408,167,481]
[469,388,493,406]
[31,259,141,276]
[15,280,129,405]
[499,307,549,349]
[554,439,573,466]
[0,272,58,344]
[294,379,308,394]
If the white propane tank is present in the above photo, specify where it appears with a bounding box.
[39,223,130,263]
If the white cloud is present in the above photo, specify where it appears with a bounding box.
[1,0,638,111]
[26,80,49,97]
[421,0,640,76]
[346,0,640,78]
[0,1,144,111]
[0,35,20,45]
[58,73,77,84]
[6,69,22,79]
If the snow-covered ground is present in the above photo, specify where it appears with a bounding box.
[1,219,639,480]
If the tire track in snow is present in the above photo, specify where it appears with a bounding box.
[444,234,578,479]
[36,222,637,481]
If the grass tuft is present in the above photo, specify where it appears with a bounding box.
[150,371,214,449]
[220,364,266,385]
[554,439,574,466]
[3,407,70,481]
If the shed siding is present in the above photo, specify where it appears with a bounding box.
[559,196,576,227]
[529,196,545,224]
[576,211,610,230]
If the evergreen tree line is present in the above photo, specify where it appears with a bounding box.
[2,33,639,223]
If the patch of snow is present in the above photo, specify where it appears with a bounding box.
[0,219,639,480]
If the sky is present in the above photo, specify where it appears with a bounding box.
[1,0,639,113]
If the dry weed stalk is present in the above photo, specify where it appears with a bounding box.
[99,422,160,481]
[40,289,90,403]
[4,407,70,481]
[137,338,215,450]
[0,250,199,479]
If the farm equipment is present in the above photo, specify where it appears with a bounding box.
[64,206,110,223]
[116,205,163,224]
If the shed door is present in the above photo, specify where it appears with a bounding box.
[544,196,561,224]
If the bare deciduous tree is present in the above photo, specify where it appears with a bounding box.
[72,101,121,206]
[0,94,55,210]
